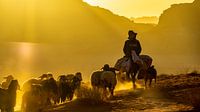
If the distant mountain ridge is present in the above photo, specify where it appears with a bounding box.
[141,0,200,55]
[130,16,158,24]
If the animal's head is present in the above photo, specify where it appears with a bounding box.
[8,80,20,91]
[47,73,53,78]
[31,84,43,96]
[39,74,48,80]
[75,72,82,81]
[3,75,14,82]
[58,75,67,82]
[102,64,110,71]
[151,65,155,68]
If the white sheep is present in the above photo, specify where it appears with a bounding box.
[91,71,117,97]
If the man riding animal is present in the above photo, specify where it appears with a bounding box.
[123,30,143,81]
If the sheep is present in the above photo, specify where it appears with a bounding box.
[100,71,117,96]
[1,75,14,89]
[21,78,59,112]
[21,84,44,112]
[138,65,157,88]
[73,72,82,89]
[67,73,83,100]
[57,72,83,103]
[102,64,117,75]
[91,65,117,97]
[0,80,20,112]
[41,77,59,105]
[145,65,157,88]
[22,73,55,92]
[91,71,103,89]
[57,75,69,103]
[38,73,53,80]
[22,78,42,92]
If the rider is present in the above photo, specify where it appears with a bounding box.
[123,30,142,58]
[123,30,142,80]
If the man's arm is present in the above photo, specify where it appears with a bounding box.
[137,40,142,55]
[123,41,128,55]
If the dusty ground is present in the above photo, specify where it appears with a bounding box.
[40,73,200,112]
[43,89,194,112]
[16,73,200,112]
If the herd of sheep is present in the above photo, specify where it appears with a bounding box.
[0,72,83,112]
[0,62,157,112]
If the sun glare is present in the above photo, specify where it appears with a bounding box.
[116,81,144,91]
[18,42,33,60]
[83,0,98,6]
[15,91,23,111]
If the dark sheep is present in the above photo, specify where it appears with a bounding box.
[41,77,59,104]
[57,73,82,103]
[138,65,157,88]
[57,75,69,103]
[91,71,103,89]
[145,65,157,87]
[1,75,14,89]
[21,77,59,112]
[21,84,44,112]
[0,80,20,112]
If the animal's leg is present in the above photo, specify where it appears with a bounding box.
[6,107,14,112]
[69,92,74,101]
[131,73,136,89]
[154,77,157,84]
[46,98,51,105]
[111,89,114,97]
[109,86,115,97]
[0,108,5,112]
[126,72,131,81]
[144,78,148,88]
[102,86,107,98]
[149,79,152,88]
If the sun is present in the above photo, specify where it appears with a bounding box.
[83,0,98,6]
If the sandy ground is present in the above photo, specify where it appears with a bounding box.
[42,88,194,112]
[15,73,200,112]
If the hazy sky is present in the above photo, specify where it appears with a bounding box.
[84,0,194,17]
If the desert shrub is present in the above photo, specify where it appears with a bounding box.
[75,84,108,105]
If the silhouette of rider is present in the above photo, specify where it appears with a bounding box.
[123,30,142,80]
[123,30,142,58]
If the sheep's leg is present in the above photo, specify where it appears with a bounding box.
[69,92,74,101]
[0,108,5,112]
[154,77,157,84]
[109,86,115,97]
[46,98,51,105]
[126,72,131,81]
[6,107,14,112]
[11,108,14,112]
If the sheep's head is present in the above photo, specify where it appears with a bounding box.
[3,75,14,82]
[102,64,110,71]
[58,75,67,82]
[8,80,20,91]
[75,72,82,81]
